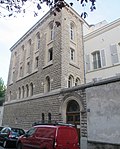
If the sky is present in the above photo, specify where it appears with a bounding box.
[0,0,120,85]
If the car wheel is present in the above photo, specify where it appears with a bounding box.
[3,140,8,148]
[17,143,23,149]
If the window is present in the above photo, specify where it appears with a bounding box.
[48,113,51,122]
[70,48,75,61]
[26,84,29,97]
[68,75,74,88]
[36,32,40,50]
[20,45,24,62]
[110,44,119,64]
[48,48,53,62]
[45,76,50,92]
[26,128,36,136]
[67,100,80,112]
[49,22,54,40]
[30,83,33,96]
[70,23,74,40]
[42,113,45,123]
[22,86,24,98]
[92,51,101,69]
[75,78,80,86]
[35,56,39,68]
[27,39,31,58]
[18,87,21,99]
[12,51,17,69]
[19,66,23,77]
[12,70,15,82]
[27,61,30,74]
[8,91,12,101]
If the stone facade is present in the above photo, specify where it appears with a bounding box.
[3,5,86,149]
[6,6,84,103]
[3,3,120,149]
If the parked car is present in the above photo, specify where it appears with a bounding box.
[16,123,80,149]
[0,126,5,132]
[0,127,25,148]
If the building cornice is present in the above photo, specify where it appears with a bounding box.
[84,18,120,41]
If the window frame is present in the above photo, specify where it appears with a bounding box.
[92,51,101,69]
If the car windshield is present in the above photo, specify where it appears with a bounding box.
[11,128,25,136]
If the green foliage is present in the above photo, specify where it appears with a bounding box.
[0,78,6,106]
[0,78,6,97]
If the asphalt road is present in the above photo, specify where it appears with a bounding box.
[0,146,15,149]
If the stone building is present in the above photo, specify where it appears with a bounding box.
[3,2,120,149]
[3,4,86,148]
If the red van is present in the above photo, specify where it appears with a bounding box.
[16,123,80,149]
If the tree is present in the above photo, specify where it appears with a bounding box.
[0,78,6,106]
[0,0,96,18]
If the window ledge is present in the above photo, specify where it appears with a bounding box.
[43,61,53,69]
[16,70,38,82]
[70,40,76,45]
[47,40,53,46]
[8,82,13,86]
[69,62,80,69]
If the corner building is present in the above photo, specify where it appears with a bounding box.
[3,5,87,148]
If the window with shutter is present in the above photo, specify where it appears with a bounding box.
[110,44,119,65]
[101,49,106,67]
[85,54,90,72]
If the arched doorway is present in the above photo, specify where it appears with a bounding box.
[66,100,80,143]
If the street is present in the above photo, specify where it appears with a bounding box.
[0,146,15,149]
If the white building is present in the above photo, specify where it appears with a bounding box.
[84,18,120,83]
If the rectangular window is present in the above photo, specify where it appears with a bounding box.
[35,56,39,68]
[92,51,101,69]
[51,29,54,40]
[48,48,53,61]
[70,48,75,61]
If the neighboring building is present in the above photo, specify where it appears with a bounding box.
[84,18,120,83]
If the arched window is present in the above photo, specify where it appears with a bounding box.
[22,86,25,98]
[49,22,54,40]
[67,100,80,112]
[68,75,74,88]
[42,113,45,123]
[75,78,80,86]
[26,84,29,97]
[18,87,21,99]
[30,83,33,96]
[45,76,50,92]
[48,113,51,123]
[36,32,40,49]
